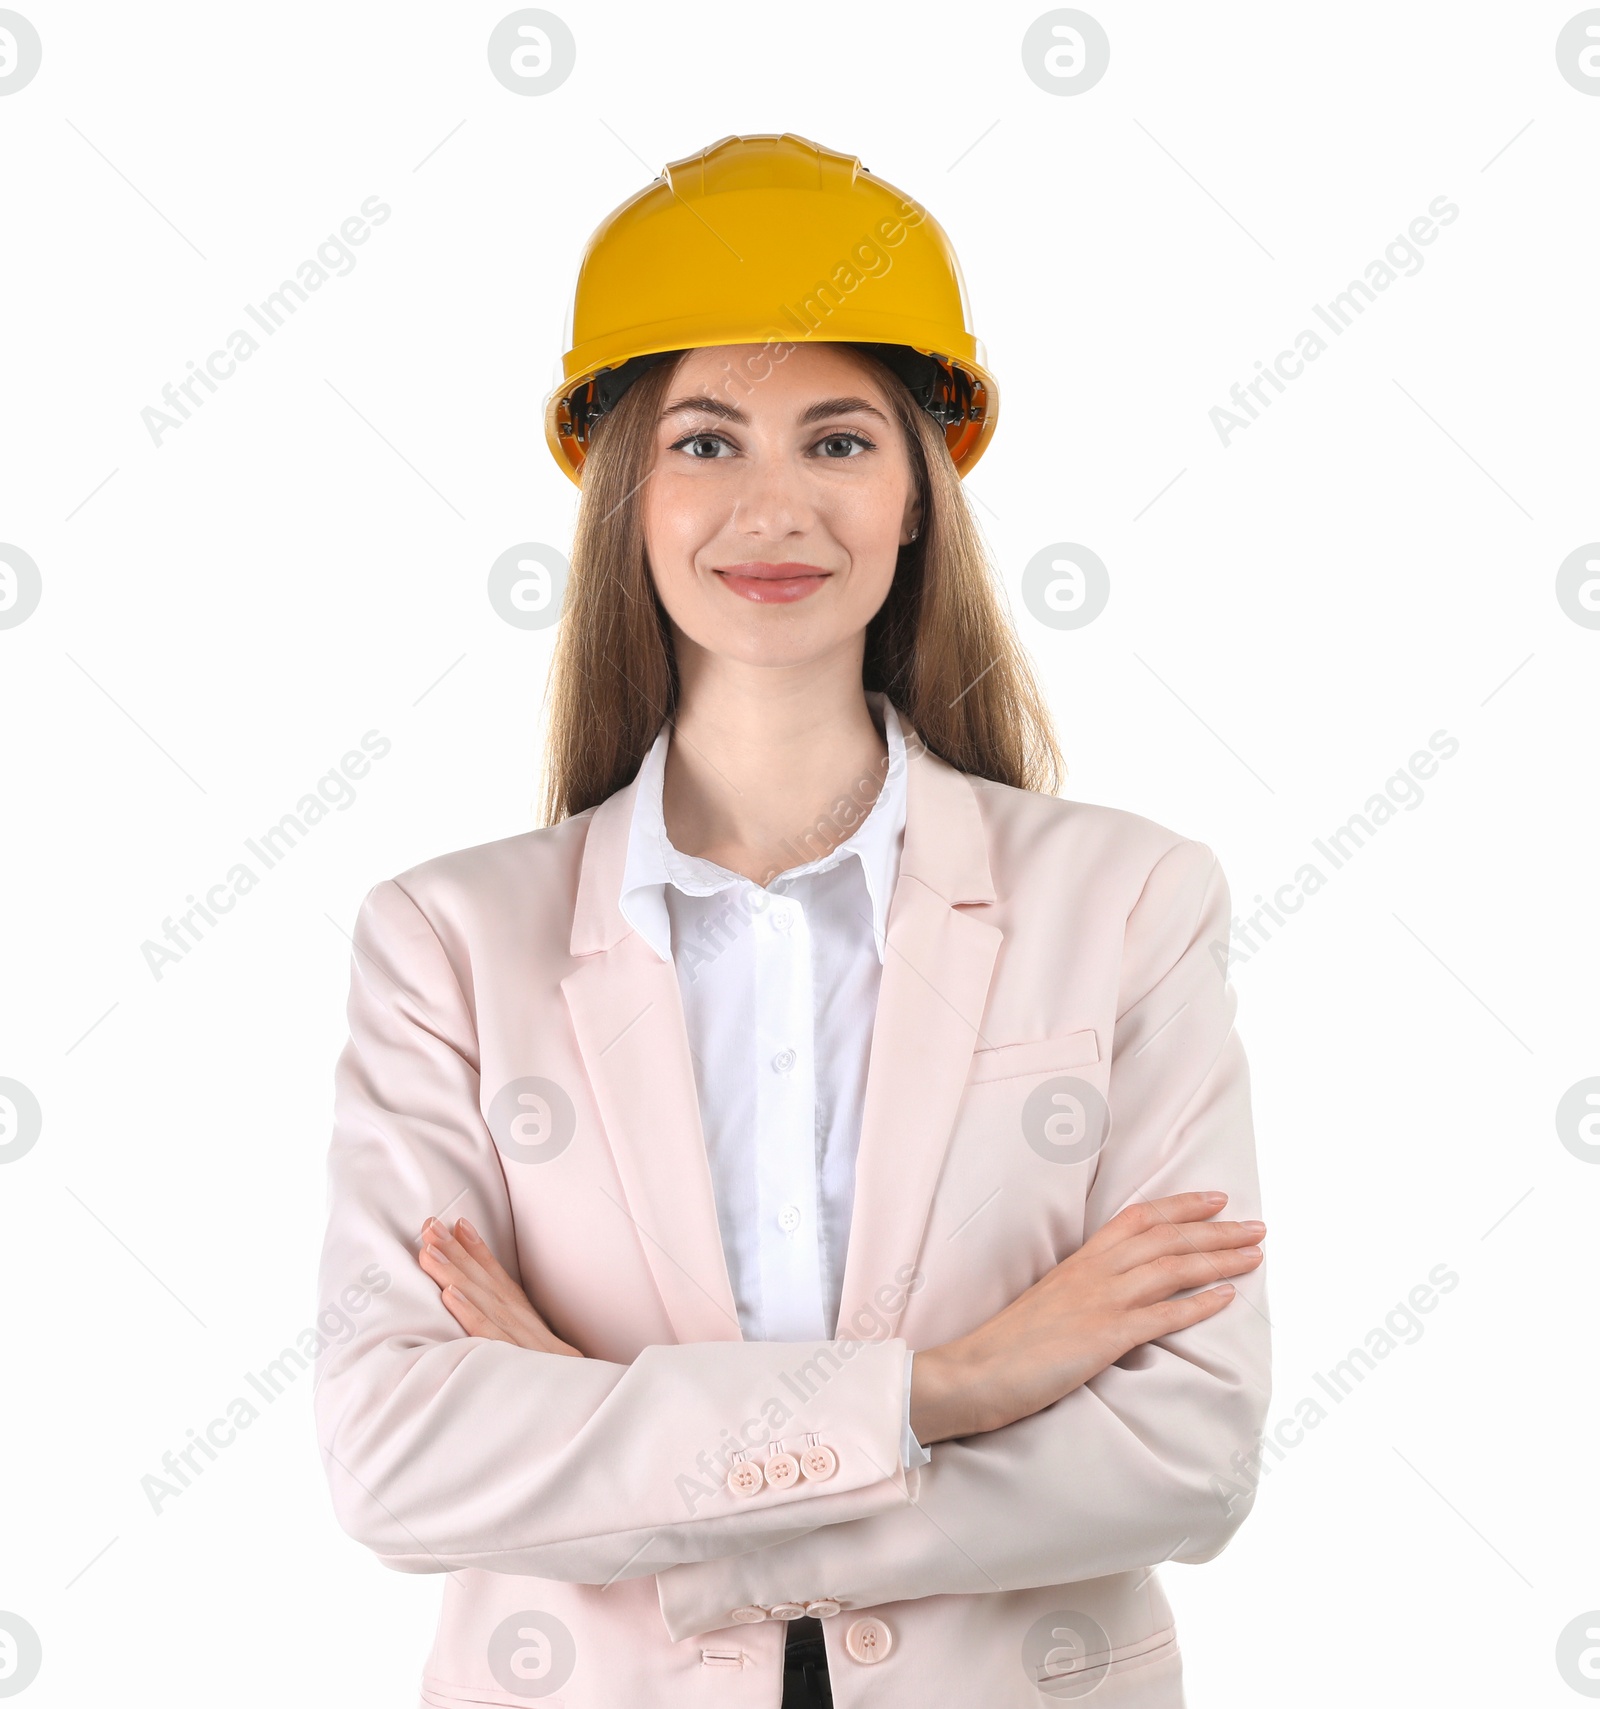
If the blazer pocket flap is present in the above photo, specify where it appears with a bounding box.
[968,1027,1100,1084]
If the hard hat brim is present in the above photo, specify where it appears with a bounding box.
[544,333,997,487]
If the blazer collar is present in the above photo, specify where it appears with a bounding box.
[571,703,995,957]
[613,690,913,966]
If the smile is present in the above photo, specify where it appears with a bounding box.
[712,563,832,604]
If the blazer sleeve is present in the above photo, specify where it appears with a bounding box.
[312,877,916,1585]
[654,836,1272,1640]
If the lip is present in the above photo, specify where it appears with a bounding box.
[712,562,833,605]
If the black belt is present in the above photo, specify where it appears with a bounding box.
[782,1615,833,1709]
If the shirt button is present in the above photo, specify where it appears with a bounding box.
[768,1601,807,1620]
[799,1444,837,1481]
[726,1461,766,1498]
[777,1203,802,1234]
[770,907,793,931]
[764,1450,800,1488]
[844,1616,893,1664]
[771,1048,797,1073]
[730,1605,767,1624]
[806,1598,842,1618]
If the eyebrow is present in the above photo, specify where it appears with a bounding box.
[659,394,890,426]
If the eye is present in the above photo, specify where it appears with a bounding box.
[814,431,875,459]
[670,430,735,459]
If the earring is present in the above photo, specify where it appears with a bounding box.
[908,526,920,542]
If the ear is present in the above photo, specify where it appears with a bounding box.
[900,492,924,545]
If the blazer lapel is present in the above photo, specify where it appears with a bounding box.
[559,719,1002,1352]
[835,730,1002,1343]
[561,777,745,1346]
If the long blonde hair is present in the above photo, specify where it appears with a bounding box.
[537,349,1063,824]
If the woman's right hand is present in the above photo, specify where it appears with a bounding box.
[418,1216,585,1358]
[910,1191,1264,1445]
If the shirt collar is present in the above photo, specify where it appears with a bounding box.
[619,691,908,965]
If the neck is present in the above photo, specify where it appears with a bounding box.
[661,641,889,886]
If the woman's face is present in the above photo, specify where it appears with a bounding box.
[639,342,922,674]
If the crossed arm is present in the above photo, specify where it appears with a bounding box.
[419,1179,1261,1448]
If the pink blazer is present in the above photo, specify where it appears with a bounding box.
[314,723,1270,1707]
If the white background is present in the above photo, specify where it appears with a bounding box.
[2,1,1597,1703]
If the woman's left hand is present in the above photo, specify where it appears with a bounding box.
[417,1216,583,1356]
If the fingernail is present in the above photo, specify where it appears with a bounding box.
[458,1218,479,1242]
[1242,1221,1266,1234]
[1205,1192,1226,1203]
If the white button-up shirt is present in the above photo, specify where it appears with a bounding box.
[619,691,931,1469]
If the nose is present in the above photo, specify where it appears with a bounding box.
[727,447,814,545]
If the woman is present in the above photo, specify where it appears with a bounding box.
[315,134,1270,1709]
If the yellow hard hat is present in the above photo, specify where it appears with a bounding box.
[543,132,998,485]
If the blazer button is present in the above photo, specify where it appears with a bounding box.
[768,1601,807,1620]
[805,1598,842,1618]
[844,1616,893,1664]
[726,1460,765,1498]
[730,1605,767,1623]
[799,1444,837,1481]
[764,1451,800,1488]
